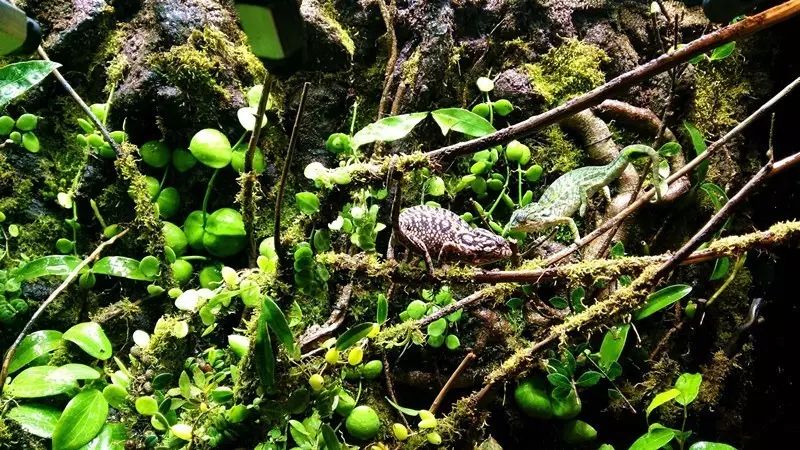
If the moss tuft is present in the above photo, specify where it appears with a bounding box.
[114,142,164,254]
[148,27,265,105]
[524,39,609,106]
[690,57,751,136]
[530,126,584,174]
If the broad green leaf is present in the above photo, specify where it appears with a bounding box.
[683,122,708,183]
[5,365,78,398]
[295,192,320,215]
[709,42,736,61]
[646,388,680,418]
[254,304,275,391]
[7,404,61,438]
[376,294,388,323]
[629,427,675,450]
[431,108,496,137]
[635,285,693,321]
[92,256,154,281]
[64,322,112,360]
[426,176,446,197]
[674,373,702,406]
[12,255,82,281]
[385,396,420,416]
[599,324,630,370]
[335,322,374,350]
[547,372,572,388]
[689,442,736,450]
[699,182,728,211]
[658,142,682,157]
[0,61,61,109]
[52,389,109,450]
[262,296,298,359]
[320,422,341,450]
[53,364,101,380]
[710,256,730,281]
[549,296,568,309]
[427,318,447,337]
[8,330,63,373]
[570,286,585,312]
[575,370,602,387]
[79,423,127,450]
[352,112,428,148]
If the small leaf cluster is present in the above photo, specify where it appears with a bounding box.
[293,242,330,300]
[401,286,463,350]
[6,322,117,449]
[74,103,125,159]
[0,112,41,152]
[327,188,388,252]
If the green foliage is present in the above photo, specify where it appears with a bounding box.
[524,39,609,106]
[52,389,109,450]
[635,285,693,320]
[0,61,60,109]
[293,243,329,300]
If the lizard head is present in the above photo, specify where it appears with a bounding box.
[455,227,513,265]
[505,204,555,234]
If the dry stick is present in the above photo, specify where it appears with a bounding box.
[0,229,129,388]
[273,82,311,262]
[430,352,477,414]
[376,0,398,120]
[243,74,273,265]
[35,46,122,156]
[425,0,800,165]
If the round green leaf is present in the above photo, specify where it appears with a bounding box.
[189,129,232,169]
[295,192,320,215]
[52,389,109,450]
[427,318,447,337]
[63,322,113,360]
[135,396,159,416]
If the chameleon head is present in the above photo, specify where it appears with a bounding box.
[505,205,554,233]
[455,228,513,265]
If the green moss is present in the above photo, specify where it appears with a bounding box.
[524,39,608,106]
[690,58,751,136]
[319,0,356,56]
[89,28,129,92]
[401,49,423,86]
[148,27,265,107]
[141,315,192,374]
[114,142,164,254]
[530,126,584,173]
[15,215,64,257]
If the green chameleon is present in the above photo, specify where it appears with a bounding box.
[505,144,666,242]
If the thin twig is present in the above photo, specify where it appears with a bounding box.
[274,82,311,262]
[243,74,273,266]
[383,351,410,428]
[430,352,476,414]
[35,46,122,156]
[0,229,129,387]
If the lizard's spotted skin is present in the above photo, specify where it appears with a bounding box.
[505,145,665,242]
[397,205,512,275]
